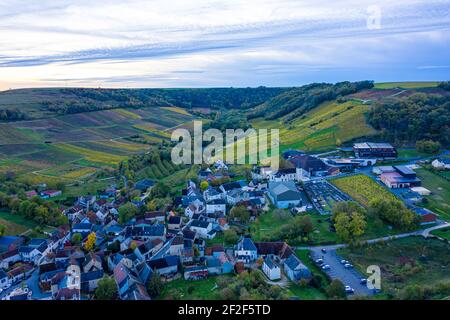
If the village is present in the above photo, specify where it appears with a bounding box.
[0,142,449,300]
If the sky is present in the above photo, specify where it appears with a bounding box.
[0,0,449,90]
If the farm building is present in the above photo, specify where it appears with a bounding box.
[268,181,303,208]
[353,142,397,159]
[380,166,421,189]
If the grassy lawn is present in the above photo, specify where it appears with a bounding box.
[330,174,397,207]
[397,148,429,159]
[431,227,450,240]
[337,237,450,299]
[158,276,231,300]
[0,211,39,235]
[250,209,338,245]
[250,208,294,242]
[415,168,450,221]
[287,283,326,300]
[307,214,337,244]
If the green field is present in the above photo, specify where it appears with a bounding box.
[431,227,450,240]
[250,100,376,152]
[415,168,450,220]
[374,82,439,89]
[250,209,338,245]
[338,237,450,299]
[158,276,229,300]
[0,211,39,236]
[330,174,398,207]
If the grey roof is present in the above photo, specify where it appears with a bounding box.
[268,181,302,202]
[190,219,210,229]
[284,254,308,271]
[238,237,257,252]
[264,257,279,270]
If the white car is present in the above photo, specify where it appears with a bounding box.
[321,264,331,270]
[344,263,353,268]
[345,286,355,294]
[340,259,348,264]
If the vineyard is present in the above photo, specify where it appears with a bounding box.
[330,174,397,207]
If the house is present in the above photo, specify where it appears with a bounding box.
[184,197,206,218]
[125,224,166,242]
[189,220,215,239]
[262,257,281,281]
[220,180,247,194]
[81,269,104,293]
[168,236,184,256]
[206,253,234,275]
[0,269,10,289]
[268,181,303,209]
[206,199,227,214]
[251,166,273,180]
[380,166,421,189]
[421,213,437,225]
[203,186,224,202]
[19,239,49,264]
[135,239,164,261]
[184,265,208,280]
[113,262,150,300]
[353,142,397,158]
[148,256,179,277]
[8,263,33,283]
[0,248,20,269]
[40,190,62,199]
[144,211,166,223]
[269,168,298,182]
[72,223,93,238]
[289,155,328,178]
[83,251,103,273]
[283,254,311,281]
[167,216,182,231]
[432,158,450,170]
[134,179,155,192]
[234,237,258,264]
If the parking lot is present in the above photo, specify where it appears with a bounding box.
[304,180,352,214]
[310,247,375,297]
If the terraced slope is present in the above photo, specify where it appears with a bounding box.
[0,106,195,184]
[250,100,376,151]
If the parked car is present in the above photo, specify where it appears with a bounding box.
[315,259,324,265]
[344,263,353,268]
[340,259,348,264]
[321,248,327,253]
[321,264,331,270]
[360,278,367,285]
[345,286,354,294]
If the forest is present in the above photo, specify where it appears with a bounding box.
[368,93,450,147]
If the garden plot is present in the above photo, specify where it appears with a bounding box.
[304,179,351,214]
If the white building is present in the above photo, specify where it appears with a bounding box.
[262,257,281,281]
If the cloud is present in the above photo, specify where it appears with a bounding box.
[0,0,449,89]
